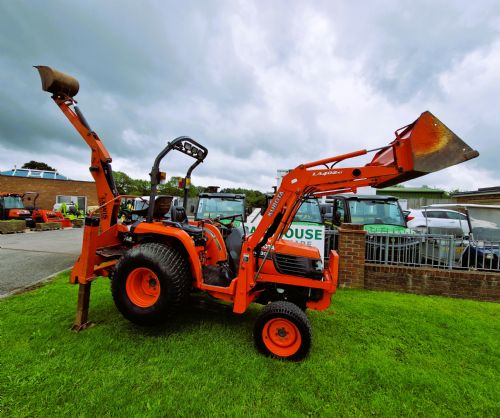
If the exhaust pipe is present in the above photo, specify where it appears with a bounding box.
[35,65,79,98]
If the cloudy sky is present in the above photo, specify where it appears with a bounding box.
[1,0,499,193]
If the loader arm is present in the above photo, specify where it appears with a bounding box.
[247,111,479,269]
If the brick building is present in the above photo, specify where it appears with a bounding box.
[0,169,97,210]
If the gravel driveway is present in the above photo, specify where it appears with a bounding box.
[0,228,83,297]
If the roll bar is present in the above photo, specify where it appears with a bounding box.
[147,136,208,222]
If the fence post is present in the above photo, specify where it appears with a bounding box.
[338,223,366,288]
[448,237,455,270]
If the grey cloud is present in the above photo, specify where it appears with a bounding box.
[318,0,500,102]
[0,0,498,191]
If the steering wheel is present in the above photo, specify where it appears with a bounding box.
[214,214,242,223]
[212,214,243,228]
[199,214,242,229]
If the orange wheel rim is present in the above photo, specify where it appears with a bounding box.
[125,267,160,308]
[262,318,301,357]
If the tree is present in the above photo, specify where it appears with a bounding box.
[22,160,57,171]
[220,187,267,209]
[445,188,462,197]
[114,173,201,197]
[113,171,136,195]
[132,179,151,196]
[158,177,184,197]
[158,176,203,198]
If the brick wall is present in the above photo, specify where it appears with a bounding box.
[337,223,366,288]
[365,264,499,302]
[0,175,97,210]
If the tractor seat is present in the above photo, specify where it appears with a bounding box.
[153,196,173,219]
[170,206,189,223]
[163,206,205,244]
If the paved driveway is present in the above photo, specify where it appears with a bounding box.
[0,228,83,297]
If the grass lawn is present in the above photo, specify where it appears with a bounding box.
[0,273,498,417]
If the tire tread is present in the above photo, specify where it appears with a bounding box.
[111,242,191,325]
[254,300,312,361]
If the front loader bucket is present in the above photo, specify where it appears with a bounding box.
[35,66,79,98]
[371,111,479,187]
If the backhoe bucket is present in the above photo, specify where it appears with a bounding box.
[35,66,79,98]
[371,111,479,187]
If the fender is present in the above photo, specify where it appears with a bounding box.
[200,223,227,265]
[132,222,203,286]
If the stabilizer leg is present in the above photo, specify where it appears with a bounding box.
[72,282,93,331]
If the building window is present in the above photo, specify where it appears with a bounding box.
[56,195,87,211]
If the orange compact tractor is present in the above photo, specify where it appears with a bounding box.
[0,192,33,226]
[36,66,478,360]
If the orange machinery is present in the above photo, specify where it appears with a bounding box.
[0,191,71,228]
[36,66,478,360]
[23,192,73,228]
[0,192,33,225]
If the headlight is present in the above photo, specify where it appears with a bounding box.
[313,259,323,272]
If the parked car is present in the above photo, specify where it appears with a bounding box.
[406,208,470,236]
[418,204,500,270]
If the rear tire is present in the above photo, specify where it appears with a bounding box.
[254,301,312,361]
[111,242,191,325]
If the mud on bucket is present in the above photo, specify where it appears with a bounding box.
[372,111,479,187]
[35,66,79,98]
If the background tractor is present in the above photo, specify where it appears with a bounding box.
[0,192,33,226]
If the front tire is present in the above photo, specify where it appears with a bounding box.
[111,242,191,325]
[254,301,312,361]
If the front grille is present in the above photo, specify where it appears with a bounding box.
[274,253,321,279]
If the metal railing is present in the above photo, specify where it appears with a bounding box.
[324,229,500,272]
[324,229,339,259]
[366,232,423,267]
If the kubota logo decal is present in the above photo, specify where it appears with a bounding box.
[267,191,284,217]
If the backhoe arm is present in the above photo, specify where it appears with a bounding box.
[36,66,119,230]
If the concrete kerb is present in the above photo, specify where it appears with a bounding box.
[0,267,72,300]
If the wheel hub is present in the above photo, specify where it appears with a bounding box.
[276,327,288,338]
[262,318,302,357]
[126,267,161,308]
